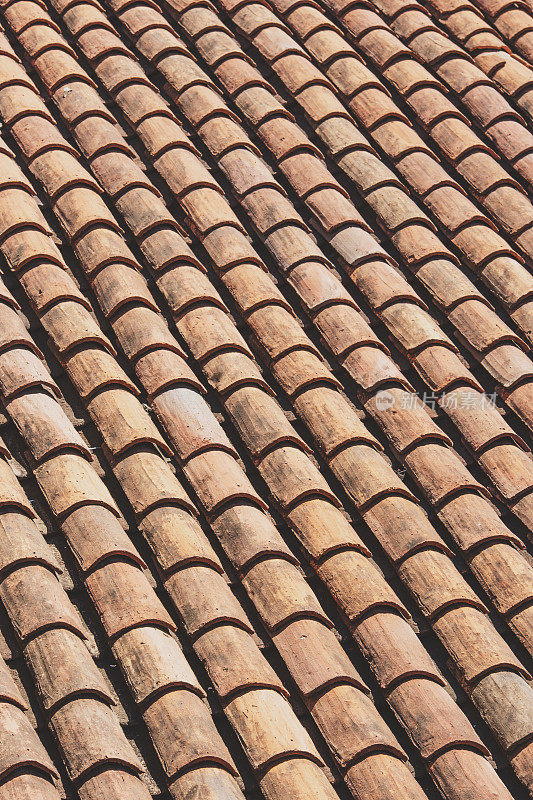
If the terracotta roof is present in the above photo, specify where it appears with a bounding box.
[0,0,530,798]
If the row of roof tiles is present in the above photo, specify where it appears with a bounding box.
[10,0,528,668]
[0,0,530,798]
[0,85,431,800]
[148,0,533,524]
[468,0,533,62]
[215,0,533,336]
[412,0,533,123]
